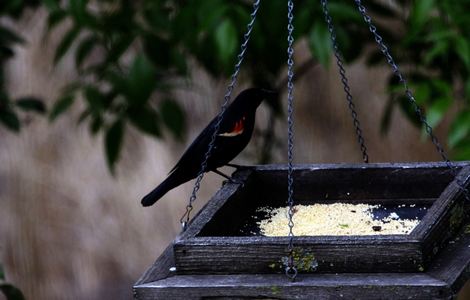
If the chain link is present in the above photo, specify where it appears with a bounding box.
[354,0,470,201]
[285,0,297,281]
[321,0,369,163]
[180,0,261,230]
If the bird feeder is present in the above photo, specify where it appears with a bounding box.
[134,0,470,298]
[134,162,470,299]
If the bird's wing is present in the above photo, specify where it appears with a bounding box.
[168,107,241,175]
[168,117,217,175]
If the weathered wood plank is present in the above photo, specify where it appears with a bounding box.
[134,222,470,300]
[174,236,422,274]
[134,273,450,300]
[411,165,470,266]
[177,168,253,241]
[134,244,176,286]
[252,163,458,203]
[427,222,470,294]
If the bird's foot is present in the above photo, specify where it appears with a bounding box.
[213,169,245,186]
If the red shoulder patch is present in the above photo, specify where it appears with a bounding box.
[218,116,246,137]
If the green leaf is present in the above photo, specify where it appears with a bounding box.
[465,79,470,99]
[160,99,185,140]
[105,119,124,173]
[0,26,24,45]
[424,40,448,65]
[410,0,435,29]
[449,110,470,147]
[126,54,156,105]
[308,22,331,67]
[54,26,80,64]
[90,115,103,135]
[0,108,20,132]
[455,37,470,70]
[49,94,75,121]
[105,34,134,65]
[43,0,61,11]
[453,141,470,160]
[328,2,362,22]
[413,83,431,105]
[68,0,90,26]
[47,9,67,30]
[84,86,104,114]
[127,106,161,137]
[75,35,97,68]
[426,97,451,128]
[214,19,237,68]
[0,282,26,300]
[15,97,46,114]
[0,263,4,280]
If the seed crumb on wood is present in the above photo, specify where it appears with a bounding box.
[258,203,419,236]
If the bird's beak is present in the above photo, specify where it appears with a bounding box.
[261,89,278,100]
[261,88,281,115]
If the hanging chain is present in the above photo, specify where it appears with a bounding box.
[321,0,369,163]
[354,0,470,201]
[285,0,298,281]
[179,0,261,230]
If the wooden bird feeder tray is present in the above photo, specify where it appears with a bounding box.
[134,162,470,299]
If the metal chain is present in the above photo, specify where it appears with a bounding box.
[179,0,262,230]
[285,0,298,281]
[321,0,369,163]
[354,0,470,201]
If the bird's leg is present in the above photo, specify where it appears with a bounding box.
[212,169,244,185]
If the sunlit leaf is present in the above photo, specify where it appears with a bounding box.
[449,111,470,147]
[426,97,451,128]
[410,0,435,29]
[308,22,331,67]
[214,19,237,69]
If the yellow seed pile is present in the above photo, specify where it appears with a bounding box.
[258,203,419,236]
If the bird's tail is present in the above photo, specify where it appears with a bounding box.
[141,175,180,207]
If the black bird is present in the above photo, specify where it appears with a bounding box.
[141,87,276,207]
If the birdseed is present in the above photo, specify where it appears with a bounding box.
[258,203,419,236]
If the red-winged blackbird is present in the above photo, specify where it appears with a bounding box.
[141,88,276,207]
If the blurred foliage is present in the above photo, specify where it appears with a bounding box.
[0,0,46,132]
[40,0,377,170]
[0,0,469,169]
[0,264,26,300]
[376,0,470,160]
